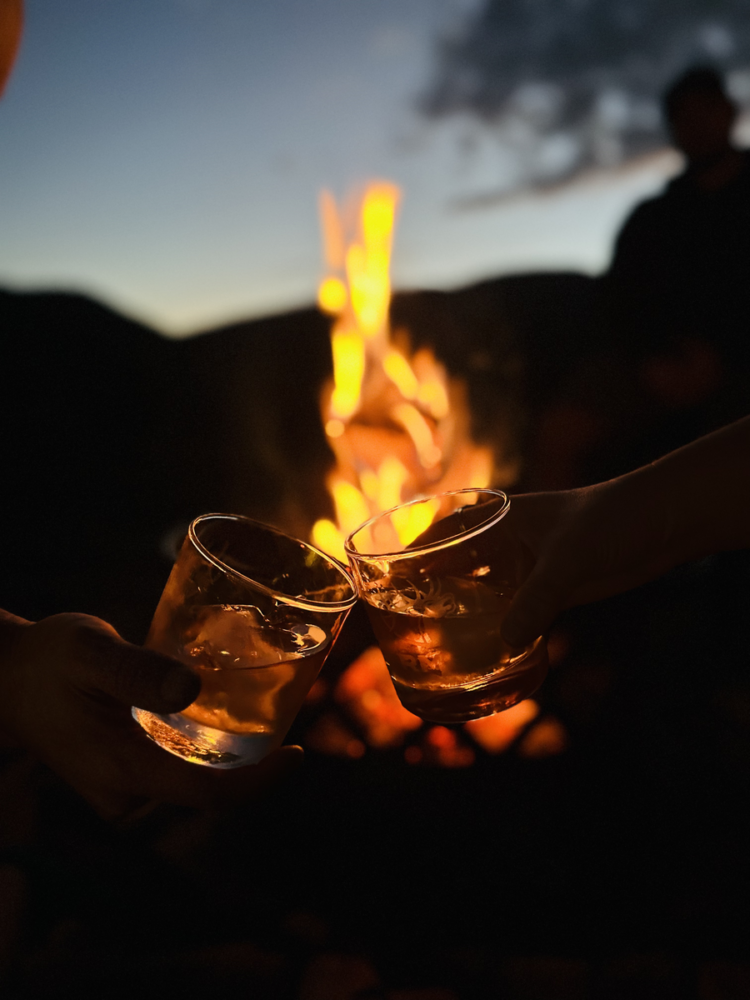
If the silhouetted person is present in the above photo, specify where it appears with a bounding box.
[604,67,750,404]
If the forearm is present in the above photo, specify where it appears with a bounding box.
[504,416,750,646]
[625,414,750,569]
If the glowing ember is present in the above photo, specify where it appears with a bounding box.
[424,725,475,768]
[334,646,422,749]
[465,700,540,754]
[518,716,570,758]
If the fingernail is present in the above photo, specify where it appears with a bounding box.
[160,667,200,708]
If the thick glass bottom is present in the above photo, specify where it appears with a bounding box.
[132,708,277,768]
[391,637,548,724]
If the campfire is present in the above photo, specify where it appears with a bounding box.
[303,181,567,764]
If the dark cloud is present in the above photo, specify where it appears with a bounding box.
[420,0,750,190]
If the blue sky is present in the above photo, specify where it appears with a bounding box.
[0,0,676,334]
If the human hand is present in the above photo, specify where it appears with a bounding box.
[503,416,750,648]
[0,612,303,821]
[501,476,675,648]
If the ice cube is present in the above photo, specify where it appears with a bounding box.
[188,604,283,669]
[439,577,507,618]
[366,576,455,618]
[187,605,328,670]
[223,604,266,626]
[371,575,507,619]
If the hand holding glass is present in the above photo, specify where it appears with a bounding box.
[345,489,548,724]
[134,514,356,767]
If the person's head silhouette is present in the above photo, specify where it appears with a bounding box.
[663,67,738,167]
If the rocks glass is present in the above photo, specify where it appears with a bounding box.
[345,489,547,724]
[134,513,356,767]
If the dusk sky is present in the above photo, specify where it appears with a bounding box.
[0,0,681,335]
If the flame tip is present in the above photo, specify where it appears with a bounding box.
[312,180,496,584]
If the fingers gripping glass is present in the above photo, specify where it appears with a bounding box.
[345,489,547,724]
[134,514,356,768]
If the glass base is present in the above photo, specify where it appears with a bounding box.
[391,637,548,724]
[132,708,277,768]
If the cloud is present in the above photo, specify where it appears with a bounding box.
[419,0,750,191]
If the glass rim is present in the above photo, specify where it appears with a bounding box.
[188,512,357,613]
[344,488,511,562]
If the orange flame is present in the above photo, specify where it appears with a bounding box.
[312,182,494,562]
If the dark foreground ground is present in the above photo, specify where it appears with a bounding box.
[2,282,750,998]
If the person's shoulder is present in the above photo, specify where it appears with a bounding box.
[627,165,688,217]
[625,192,670,220]
[607,179,683,272]
[615,189,672,242]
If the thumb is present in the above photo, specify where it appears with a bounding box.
[501,557,571,648]
[67,618,201,713]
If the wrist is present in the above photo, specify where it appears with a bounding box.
[590,463,684,582]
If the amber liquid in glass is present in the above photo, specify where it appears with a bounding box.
[134,602,330,767]
[364,578,546,724]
